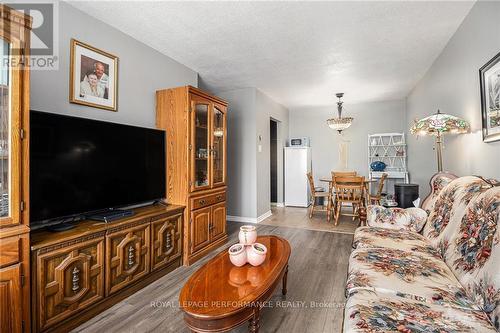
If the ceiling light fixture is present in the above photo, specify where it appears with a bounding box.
[327,93,353,134]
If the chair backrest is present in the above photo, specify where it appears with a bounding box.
[306,172,316,196]
[334,176,365,202]
[375,173,388,196]
[331,171,357,178]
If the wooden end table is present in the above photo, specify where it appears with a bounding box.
[179,235,291,333]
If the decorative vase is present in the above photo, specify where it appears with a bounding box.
[246,243,267,266]
[370,161,386,172]
[238,225,257,245]
[228,243,247,267]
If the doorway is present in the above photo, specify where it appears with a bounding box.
[270,119,278,204]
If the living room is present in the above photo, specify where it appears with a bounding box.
[0,1,499,332]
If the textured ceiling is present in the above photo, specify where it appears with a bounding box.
[69,1,474,108]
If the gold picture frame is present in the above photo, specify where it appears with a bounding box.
[69,38,118,111]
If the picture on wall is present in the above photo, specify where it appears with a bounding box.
[480,51,500,142]
[70,39,118,111]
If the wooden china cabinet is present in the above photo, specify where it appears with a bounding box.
[156,86,228,266]
[0,5,32,333]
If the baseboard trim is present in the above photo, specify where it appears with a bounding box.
[276,202,285,207]
[227,210,273,224]
[257,210,273,223]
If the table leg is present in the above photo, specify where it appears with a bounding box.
[249,308,260,333]
[282,264,289,296]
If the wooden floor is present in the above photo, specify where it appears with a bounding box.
[262,206,359,235]
[73,222,353,333]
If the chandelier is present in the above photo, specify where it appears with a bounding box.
[327,93,353,134]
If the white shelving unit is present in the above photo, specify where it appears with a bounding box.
[368,132,409,184]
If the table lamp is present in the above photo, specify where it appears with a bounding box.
[410,110,469,172]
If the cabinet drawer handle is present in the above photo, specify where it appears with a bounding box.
[72,267,80,293]
[199,199,206,205]
[216,195,223,201]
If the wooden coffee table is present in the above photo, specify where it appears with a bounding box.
[179,235,291,333]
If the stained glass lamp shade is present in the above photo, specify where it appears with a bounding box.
[410,110,470,172]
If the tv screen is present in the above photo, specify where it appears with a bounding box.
[30,111,166,228]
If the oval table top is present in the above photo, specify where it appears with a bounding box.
[179,235,291,320]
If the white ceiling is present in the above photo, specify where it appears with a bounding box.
[69,1,474,108]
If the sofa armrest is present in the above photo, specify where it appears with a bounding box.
[367,205,428,232]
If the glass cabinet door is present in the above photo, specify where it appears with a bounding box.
[0,36,20,226]
[212,105,226,186]
[1,39,11,219]
[191,100,210,190]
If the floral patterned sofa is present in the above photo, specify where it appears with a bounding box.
[343,174,500,332]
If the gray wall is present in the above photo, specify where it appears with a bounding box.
[255,89,289,216]
[406,1,500,196]
[217,88,289,219]
[217,88,257,219]
[289,100,406,192]
[31,2,198,128]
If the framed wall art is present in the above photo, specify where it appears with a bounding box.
[70,39,118,111]
[479,51,500,142]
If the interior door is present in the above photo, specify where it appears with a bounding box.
[211,104,226,187]
[190,95,211,192]
[0,35,22,227]
[190,207,211,254]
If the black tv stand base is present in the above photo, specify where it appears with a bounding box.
[87,209,135,222]
[46,222,77,232]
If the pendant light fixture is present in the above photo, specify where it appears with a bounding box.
[327,93,353,134]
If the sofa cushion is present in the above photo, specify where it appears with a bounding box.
[346,247,479,310]
[423,176,489,247]
[344,289,496,333]
[367,205,428,232]
[421,172,458,215]
[445,187,500,330]
[353,226,441,259]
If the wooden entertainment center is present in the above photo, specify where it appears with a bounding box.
[30,204,184,332]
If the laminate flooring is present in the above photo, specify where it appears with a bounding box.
[73,222,353,333]
[261,206,358,235]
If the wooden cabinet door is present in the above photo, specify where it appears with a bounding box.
[211,104,226,188]
[210,202,226,242]
[35,236,105,331]
[190,207,211,254]
[106,222,150,296]
[0,263,22,333]
[151,213,182,271]
[0,31,23,227]
[190,94,212,192]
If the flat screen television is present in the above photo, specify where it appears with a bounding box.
[30,111,166,229]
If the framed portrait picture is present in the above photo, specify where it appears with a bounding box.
[70,39,118,111]
[479,51,500,143]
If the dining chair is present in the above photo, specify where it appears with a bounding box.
[329,171,357,220]
[331,171,357,177]
[306,172,331,219]
[369,173,388,205]
[332,175,365,226]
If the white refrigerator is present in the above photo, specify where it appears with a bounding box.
[284,147,312,207]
